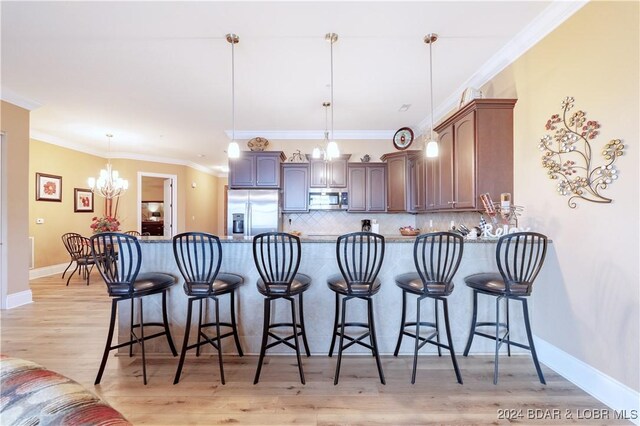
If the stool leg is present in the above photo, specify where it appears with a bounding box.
[411,295,422,384]
[95,298,118,385]
[393,290,407,357]
[328,292,340,357]
[230,291,243,356]
[368,297,385,385]
[253,298,271,385]
[139,298,148,385]
[290,297,305,385]
[463,290,479,356]
[506,298,511,357]
[434,298,442,357]
[334,296,349,385]
[174,297,194,384]
[162,290,178,356]
[196,299,204,357]
[298,292,311,357]
[129,299,134,357]
[442,298,463,384]
[214,296,225,385]
[493,296,501,385]
[521,298,546,385]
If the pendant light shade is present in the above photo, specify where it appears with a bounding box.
[424,33,439,158]
[226,33,240,159]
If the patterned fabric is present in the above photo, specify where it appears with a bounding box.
[0,355,131,426]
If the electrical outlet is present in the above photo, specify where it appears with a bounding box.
[36,218,45,224]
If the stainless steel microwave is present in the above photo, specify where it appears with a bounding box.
[309,191,348,210]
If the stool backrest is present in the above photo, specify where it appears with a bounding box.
[413,232,464,293]
[90,232,141,295]
[253,232,301,292]
[173,232,222,294]
[496,232,547,294]
[336,232,385,291]
[62,232,82,256]
[124,230,141,237]
[66,234,92,261]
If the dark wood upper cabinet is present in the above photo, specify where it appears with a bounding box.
[281,164,309,212]
[229,151,286,189]
[348,163,386,212]
[307,154,351,188]
[430,99,516,211]
[380,150,423,213]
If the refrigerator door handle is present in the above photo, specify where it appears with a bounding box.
[244,202,250,237]
[248,202,253,237]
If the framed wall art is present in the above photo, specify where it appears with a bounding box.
[35,173,62,202]
[74,188,94,212]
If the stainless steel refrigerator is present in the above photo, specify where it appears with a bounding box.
[227,189,280,237]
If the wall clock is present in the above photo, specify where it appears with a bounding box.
[393,127,414,150]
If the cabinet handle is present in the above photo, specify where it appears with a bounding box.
[448,201,457,205]
[429,204,435,206]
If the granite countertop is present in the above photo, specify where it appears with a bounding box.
[138,235,502,244]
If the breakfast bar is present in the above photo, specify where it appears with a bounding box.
[121,236,534,356]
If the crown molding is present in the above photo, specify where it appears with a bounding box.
[1,88,42,111]
[30,130,222,177]
[417,0,588,132]
[225,130,395,140]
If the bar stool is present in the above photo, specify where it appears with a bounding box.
[252,232,311,385]
[462,231,548,384]
[393,232,464,384]
[65,234,96,286]
[327,232,385,385]
[90,232,178,385]
[61,232,81,279]
[172,232,244,385]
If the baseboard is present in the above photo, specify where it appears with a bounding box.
[535,336,639,424]
[5,289,33,309]
[29,263,68,280]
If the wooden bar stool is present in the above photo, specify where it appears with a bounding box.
[172,232,244,385]
[393,232,464,384]
[462,232,548,384]
[252,232,311,385]
[327,232,385,385]
[90,232,178,385]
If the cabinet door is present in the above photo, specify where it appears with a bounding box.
[327,158,348,188]
[434,126,454,209]
[309,159,327,188]
[229,156,256,188]
[454,112,476,209]
[282,166,309,212]
[386,156,406,212]
[408,157,426,212]
[367,166,387,212]
[425,157,437,211]
[256,155,280,187]
[347,166,366,212]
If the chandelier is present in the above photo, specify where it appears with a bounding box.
[313,32,340,161]
[87,133,128,199]
[424,33,439,158]
[226,33,241,159]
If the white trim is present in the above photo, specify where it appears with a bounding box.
[0,132,6,309]
[5,289,33,309]
[535,337,640,423]
[418,0,589,132]
[0,88,42,111]
[225,129,395,140]
[29,262,68,280]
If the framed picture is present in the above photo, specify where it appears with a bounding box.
[74,188,94,213]
[35,173,62,202]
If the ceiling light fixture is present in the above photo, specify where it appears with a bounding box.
[325,32,340,161]
[87,133,129,200]
[424,33,439,158]
[312,102,332,159]
[226,33,240,159]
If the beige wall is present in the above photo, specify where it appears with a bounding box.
[29,140,223,268]
[1,101,31,303]
[478,1,639,391]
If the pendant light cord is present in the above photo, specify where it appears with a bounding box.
[231,39,236,142]
[429,39,434,141]
[330,36,334,141]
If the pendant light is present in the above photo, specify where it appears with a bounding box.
[226,33,240,159]
[88,133,129,199]
[424,33,439,158]
[325,32,340,161]
[312,102,332,159]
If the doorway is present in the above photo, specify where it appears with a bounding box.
[137,172,177,238]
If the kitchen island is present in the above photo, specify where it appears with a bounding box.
[126,236,536,355]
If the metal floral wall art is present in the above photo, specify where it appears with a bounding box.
[539,97,624,208]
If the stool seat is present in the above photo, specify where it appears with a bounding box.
[108,272,175,297]
[464,272,530,296]
[184,272,243,296]
[394,272,451,295]
[257,273,311,296]
[327,273,381,296]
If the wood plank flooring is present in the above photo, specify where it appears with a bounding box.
[0,276,624,425]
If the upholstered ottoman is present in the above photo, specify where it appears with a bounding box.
[0,355,131,425]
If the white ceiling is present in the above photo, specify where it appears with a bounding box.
[1,1,584,174]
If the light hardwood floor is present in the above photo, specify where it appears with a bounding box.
[1,275,624,425]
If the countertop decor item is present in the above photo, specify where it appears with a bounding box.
[289,149,305,162]
[539,96,624,208]
[360,154,371,162]
[247,137,269,151]
[393,127,414,150]
[399,226,420,236]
